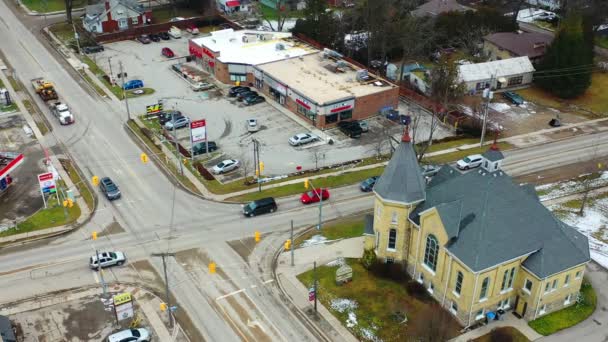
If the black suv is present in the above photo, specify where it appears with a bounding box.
[83,45,104,54]
[228,86,251,97]
[100,177,121,200]
[338,121,363,138]
[158,110,183,125]
[192,141,218,155]
[243,197,277,217]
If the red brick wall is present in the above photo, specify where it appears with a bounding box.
[354,87,399,119]
[214,60,230,83]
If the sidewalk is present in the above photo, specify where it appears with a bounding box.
[275,237,365,342]
[449,313,542,341]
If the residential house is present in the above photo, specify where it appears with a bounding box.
[398,63,430,95]
[260,0,306,10]
[527,0,561,10]
[83,0,151,34]
[458,56,535,93]
[483,32,553,64]
[217,0,252,13]
[411,0,472,17]
[0,315,16,342]
[364,131,590,326]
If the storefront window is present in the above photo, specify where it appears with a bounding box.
[230,74,247,82]
[339,110,353,120]
[326,114,338,124]
[255,78,263,89]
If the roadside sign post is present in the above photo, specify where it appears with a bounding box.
[37,172,56,209]
[113,292,134,323]
[190,119,207,160]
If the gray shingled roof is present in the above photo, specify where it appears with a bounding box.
[410,166,590,278]
[482,148,504,162]
[412,0,472,17]
[484,32,553,59]
[374,140,426,204]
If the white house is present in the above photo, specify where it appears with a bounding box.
[458,56,535,93]
[527,0,561,10]
[83,0,150,34]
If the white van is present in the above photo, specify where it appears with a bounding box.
[168,26,181,39]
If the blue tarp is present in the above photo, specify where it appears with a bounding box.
[486,311,496,320]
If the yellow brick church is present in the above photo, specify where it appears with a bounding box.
[364,130,590,327]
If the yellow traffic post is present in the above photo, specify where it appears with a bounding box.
[284,239,291,251]
[304,179,309,189]
[259,161,264,173]
[160,302,167,311]
[209,262,216,274]
[140,153,149,164]
[92,231,98,240]
[62,199,68,207]
[92,176,99,186]
[254,231,261,243]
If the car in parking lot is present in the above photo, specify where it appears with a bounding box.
[100,177,121,200]
[192,141,218,155]
[243,197,277,217]
[358,120,369,132]
[289,133,318,146]
[137,35,151,44]
[212,159,240,174]
[228,86,250,97]
[421,164,441,177]
[456,154,483,170]
[244,95,266,106]
[247,118,259,132]
[161,47,175,58]
[123,79,144,90]
[89,251,126,270]
[191,82,214,91]
[107,328,150,342]
[301,188,330,204]
[237,90,257,101]
[158,110,183,125]
[502,91,524,105]
[164,116,190,130]
[149,33,161,42]
[159,32,170,40]
[360,176,379,192]
[338,121,363,138]
[83,45,104,54]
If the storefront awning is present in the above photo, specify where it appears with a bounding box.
[0,152,24,179]
[226,0,240,7]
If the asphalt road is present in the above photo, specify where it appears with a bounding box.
[1,3,608,342]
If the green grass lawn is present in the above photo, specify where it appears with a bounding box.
[21,0,86,12]
[0,201,81,238]
[473,327,530,342]
[597,36,608,49]
[152,7,202,23]
[49,21,77,43]
[529,281,596,336]
[59,158,95,211]
[22,99,49,135]
[294,215,368,246]
[126,88,155,98]
[297,259,461,341]
[0,103,18,113]
[7,75,22,91]
[518,73,608,115]
[79,70,108,98]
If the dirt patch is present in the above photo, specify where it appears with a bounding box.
[98,221,125,237]
[130,260,164,292]
[592,226,608,243]
[174,248,231,280]
[226,237,257,262]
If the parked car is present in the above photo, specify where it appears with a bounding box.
[243,197,277,217]
[137,35,151,44]
[301,188,330,204]
[338,121,363,138]
[192,141,218,155]
[191,82,214,91]
[107,328,150,342]
[89,251,126,270]
[158,32,171,40]
[237,90,258,101]
[186,24,199,35]
[502,91,524,106]
[212,159,240,174]
[456,154,483,170]
[247,118,259,132]
[537,11,558,23]
[149,33,161,42]
[358,120,369,132]
[161,47,175,58]
[100,177,121,200]
[83,45,104,54]
[164,116,190,130]
[123,79,144,90]
[168,26,182,38]
[421,164,441,177]
[158,110,183,125]
[228,86,250,97]
[360,176,379,192]
[289,133,317,146]
[243,95,266,106]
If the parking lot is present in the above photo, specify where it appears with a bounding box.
[95,34,453,179]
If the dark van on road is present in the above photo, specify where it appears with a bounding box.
[243,197,277,217]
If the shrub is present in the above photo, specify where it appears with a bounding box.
[368,261,409,282]
[361,249,377,270]
[194,162,215,181]
[406,281,432,302]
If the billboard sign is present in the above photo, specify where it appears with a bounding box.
[113,292,134,321]
[190,119,207,143]
[146,103,163,115]
[37,172,56,194]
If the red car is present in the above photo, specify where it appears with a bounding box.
[301,188,330,204]
[161,47,175,58]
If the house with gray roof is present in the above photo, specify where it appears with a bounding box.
[83,0,150,34]
[365,132,590,326]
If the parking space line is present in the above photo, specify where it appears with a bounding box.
[215,288,245,301]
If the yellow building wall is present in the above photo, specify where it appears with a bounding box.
[372,195,415,262]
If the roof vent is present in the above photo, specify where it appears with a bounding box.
[478,170,482,174]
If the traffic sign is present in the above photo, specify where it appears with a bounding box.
[308,287,315,302]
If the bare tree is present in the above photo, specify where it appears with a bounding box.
[258,0,291,32]
[410,107,441,162]
[310,150,325,169]
[396,15,435,84]
[238,151,254,184]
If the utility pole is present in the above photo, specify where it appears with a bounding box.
[152,252,176,328]
[119,61,131,121]
[108,57,114,83]
[252,139,258,187]
[306,179,324,231]
[172,107,183,175]
[72,22,81,55]
[255,139,261,192]
[96,250,107,295]
[313,261,318,314]
[480,74,495,147]
[290,220,294,267]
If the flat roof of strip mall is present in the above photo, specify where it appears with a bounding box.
[256,52,397,105]
[190,29,317,65]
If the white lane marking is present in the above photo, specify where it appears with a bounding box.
[92,270,100,284]
[216,288,245,301]
[243,291,288,342]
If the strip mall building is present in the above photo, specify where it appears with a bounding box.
[189,29,399,128]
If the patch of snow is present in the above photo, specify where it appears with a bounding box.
[489,102,512,113]
[360,327,383,342]
[331,298,358,313]
[537,171,608,201]
[300,235,328,248]
[346,312,358,328]
[326,257,346,267]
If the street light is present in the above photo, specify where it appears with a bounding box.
[304,179,324,230]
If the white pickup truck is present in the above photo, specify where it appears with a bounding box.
[49,102,74,125]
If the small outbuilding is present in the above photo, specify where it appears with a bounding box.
[458,56,535,93]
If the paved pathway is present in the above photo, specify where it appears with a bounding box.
[450,313,542,341]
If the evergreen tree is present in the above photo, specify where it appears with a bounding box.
[536,12,593,99]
